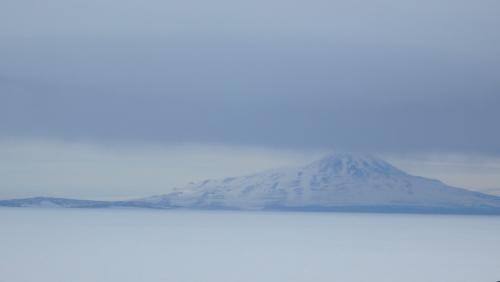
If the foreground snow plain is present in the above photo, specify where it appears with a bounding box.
[1,208,499,282]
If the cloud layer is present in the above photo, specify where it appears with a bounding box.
[1,0,499,155]
[0,0,499,198]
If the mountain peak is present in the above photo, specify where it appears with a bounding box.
[307,152,405,178]
[316,152,379,163]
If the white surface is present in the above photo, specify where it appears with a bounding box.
[1,208,499,282]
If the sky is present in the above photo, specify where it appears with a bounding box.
[0,0,499,199]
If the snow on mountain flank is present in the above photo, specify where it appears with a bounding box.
[2,153,500,214]
[135,153,500,213]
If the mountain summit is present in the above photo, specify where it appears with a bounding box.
[2,153,500,214]
[304,153,407,179]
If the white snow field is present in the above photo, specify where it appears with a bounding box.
[1,208,499,282]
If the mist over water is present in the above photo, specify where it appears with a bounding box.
[1,208,499,282]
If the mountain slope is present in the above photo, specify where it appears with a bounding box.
[2,153,500,213]
[137,153,500,213]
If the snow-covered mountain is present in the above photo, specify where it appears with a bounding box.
[136,153,500,213]
[2,153,500,213]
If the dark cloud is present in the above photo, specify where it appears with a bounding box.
[1,0,499,155]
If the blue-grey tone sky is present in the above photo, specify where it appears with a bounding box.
[0,0,499,199]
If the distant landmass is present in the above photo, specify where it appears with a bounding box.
[2,153,500,214]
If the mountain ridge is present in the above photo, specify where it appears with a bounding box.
[2,153,500,214]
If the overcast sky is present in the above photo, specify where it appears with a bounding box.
[1,0,499,199]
